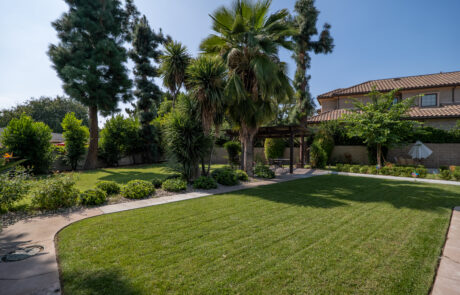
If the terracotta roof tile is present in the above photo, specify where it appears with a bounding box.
[318,71,460,99]
[307,105,460,124]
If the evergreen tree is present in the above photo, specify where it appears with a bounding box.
[61,112,89,170]
[48,0,132,170]
[129,15,167,163]
[290,0,334,123]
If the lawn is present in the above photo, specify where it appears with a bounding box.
[56,175,460,294]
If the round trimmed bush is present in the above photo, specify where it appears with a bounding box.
[416,167,428,178]
[350,165,360,173]
[79,189,107,206]
[453,170,460,181]
[440,170,452,180]
[342,164,351,172]
[162,178,187,192]
[193,176,218,189]
[336,163,344,171]
[96,181,120,195]
[235,169,249,181]
[151,178,164,189]
[369,166,378,175]
[211,168,239,185]
[359,166,369,174]
[254,163,275,179]
[121,180,155,199]
[32,175,79,210]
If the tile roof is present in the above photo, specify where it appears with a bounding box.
[318,71,460,99]
[307,104,460,124]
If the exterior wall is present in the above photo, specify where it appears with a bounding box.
[401,87,455,106]
[419,118,459,130]
[328,144,460,168]
[338,95,370,109]
[321,98,338,112]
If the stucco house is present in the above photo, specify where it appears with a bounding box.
[308,71,460,130]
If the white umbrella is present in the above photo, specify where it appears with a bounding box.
[408,141,432,160]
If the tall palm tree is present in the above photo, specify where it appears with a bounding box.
[200,0,294,175]
[159,41,191,107]
[186,55,227,175]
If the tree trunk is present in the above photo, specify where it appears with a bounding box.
[376,143,382,168]
[241,127,257,176]
[83,106,99,170]
[300,135,305,167]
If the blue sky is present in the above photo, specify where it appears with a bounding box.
[1,0,460,118]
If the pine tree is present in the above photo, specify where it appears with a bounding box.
[129,15,167,162]
[290,0,334,123]
[48,0,132,170]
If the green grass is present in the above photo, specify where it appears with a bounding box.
[57,175,460,294]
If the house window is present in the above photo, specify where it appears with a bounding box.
[421,93,437,107]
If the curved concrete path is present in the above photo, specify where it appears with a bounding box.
[1,169,459,294]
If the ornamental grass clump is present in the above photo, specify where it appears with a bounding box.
[162,178,188,192]
[32,174,79,210]
[79,189,107,206]
[96,181,120,195]
[121,180,155,199]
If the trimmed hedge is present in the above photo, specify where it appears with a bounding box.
[211,168,239,186]
[336,164,429,179]
[79,189,107,206]
[96,181,120,195]
[193,176,218,190]
[254,163,275,179]
[121,180,155,199]
[235,169,249,181]
[162,178,187,192]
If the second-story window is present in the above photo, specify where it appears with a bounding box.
[421,93,437,107]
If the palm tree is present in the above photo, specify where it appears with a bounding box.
[200,0,294,175]
[186,55,227,175]
[159,41,191,107]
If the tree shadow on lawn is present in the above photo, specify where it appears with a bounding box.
[61,269,141,295]
[241,175,460,212]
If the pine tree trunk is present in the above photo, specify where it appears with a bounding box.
[84,106,99,170]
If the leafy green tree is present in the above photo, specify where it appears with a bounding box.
[48,0,133,170]
[61,112,89,170]
[129,15,166,163]
[186,55,227,175]
[100,115,140,166]
[0,96,88,133]
[342,89,416,167]
[1,114,53,174]
[289,0,334,123]
[160,41,191,107]
[264,138,285,160]
[200,0,293,175]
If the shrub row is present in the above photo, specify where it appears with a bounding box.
[336,164,428,178]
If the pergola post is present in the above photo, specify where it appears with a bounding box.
[289,127,294,174]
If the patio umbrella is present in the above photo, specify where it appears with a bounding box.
[408,141,432,160]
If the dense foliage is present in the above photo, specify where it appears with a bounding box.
[223,141,241,168]
[342,89,416,167]
[264,138,285,160]
[151,177,164,189]
[48,0,133,169]
[337,164,429,179]
[162,178,188,192]
[0,167,30,211]
[61,112,89,170]
[211,167,239,186]
[99,115,141,166]
[235,169,249,181]
[96,181,121,195]
[32,174,79,210]
[0,96,88,133]
[254,163,275,179]
[79,189,107,206]
[121,180,155,199]
[309,141,327,168]
[193,176,218,189]
[1,114,54,174]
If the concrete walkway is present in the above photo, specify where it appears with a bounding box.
[1,169,460,295]
[0,169,328,295]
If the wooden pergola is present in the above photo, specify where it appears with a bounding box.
[226,125,311,174]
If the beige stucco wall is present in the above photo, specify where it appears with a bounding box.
[320,86,460,112]
[419,118,459,130]
[330,146,369,165]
